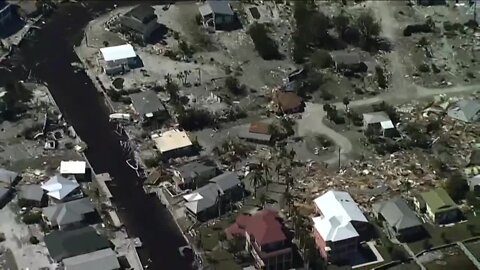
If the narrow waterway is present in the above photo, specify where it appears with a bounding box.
[0,2,192,270]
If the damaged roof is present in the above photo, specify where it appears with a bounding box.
[373,197,422,231]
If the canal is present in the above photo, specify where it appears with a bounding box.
[0,2,192,270]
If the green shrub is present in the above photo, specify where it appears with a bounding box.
[29,236,39,244]
[22,212,42,224]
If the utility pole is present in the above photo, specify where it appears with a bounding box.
[338,147,341,171]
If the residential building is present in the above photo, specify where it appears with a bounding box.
[173,160,218,189]
[129,90,168,121]
[151,129,193,159]
[41,175,81,202]
[414,188,462,224]
[18,184,46,207]
[362,111,397,137]
[372,197,424,241]
[272,90,304,114]
[119,4,159,42]
[42,198,96,229]
[0,1,13,27]
[225,209,293,270]
[0,168,20,187]
[0,168,20,206]
[312,190,370,264]
[183,172,242,221]
[447,99,480,123]
[60,161,87,180]
[99,44,137,75]
[63,248,120,270]
[198,1,235,31]
[330,51,367,72]
[417,0,446,6]
[45,226,111,262]
[468,175,480,195]
[239,122,273,144]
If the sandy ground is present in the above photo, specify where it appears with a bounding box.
[0,203,55,270]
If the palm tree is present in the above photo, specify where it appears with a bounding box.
[275,162,282,183]
[343,97,350,111]
[249,168,263,198]
[284,190,294,215]
[322,103,332,113]
[284,169,294,191]
[259,193,268,208]
[261,159,271,191]
[176,72,184,85]
[164,73,172,84]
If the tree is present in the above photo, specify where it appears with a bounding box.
[323,103,333,113]
[248,23,282,60]
[334,11,350,37]
[445,173,468,201]
[3,81,33,118]
[342,97,350,111]
[310,49,333,69]
[29,236,39,245]
[177,108,215,131]
[259,193,268,208]
[275,162,282,183]
[249,167,264,197]
[284,190,294,215]
[228,235,245,257]
[356,10,381,38]
[225,76,245,96]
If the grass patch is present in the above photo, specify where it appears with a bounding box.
[423,247,475,270]
[209,249,242,270]
[408,213,480,254]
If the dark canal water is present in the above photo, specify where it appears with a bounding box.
[0,2,192,270]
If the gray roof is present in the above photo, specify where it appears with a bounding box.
[63,248,120,270]
[447,100,480,122]
[184,183,219,214]
[125,4,156,23]
[184,172,241,214]
[199,1,234,16]
[176,161,217,182]
[330,51,361,65]
[18,185,44,202]
[0,187,9,200]
[45,226,111,262]
[209,172,240,193]
[363,111,391,125]
[373,197,422,231]
[0,168,18,185]
[43,198,95,227]
[129,90,166,116]
[238,129,272,142]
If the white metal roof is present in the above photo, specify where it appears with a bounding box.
[380,120,394,129]
[100,44,136,62]
[312,190,367,242]
[60,161,87,175]
[152,129,192,153]
[41,175,79,200]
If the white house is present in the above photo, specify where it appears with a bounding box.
[151,129,193,159]
[312,190,370,263]
[99,44,137,75]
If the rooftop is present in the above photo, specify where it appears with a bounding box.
[129,90,166,117]
[62,248,120,270]
[152,129,192,154]
[208,172,240,193]
[45,226,111,262]
[330,51,362,65]
[313,190,368,242]
[421,188,458,214]
[42,197,95,227]
[175,160,217,180]
[447,99,480,123]
[124,4,156,24]
[363,111,391,125]
[226,209,287,246]
[18,184,44,202]
[0,168,18,185]
[199,1,234,16]
[249,122,270,135]
[273,91,303,112]
[100,44,137,62]
[372,197,422,231]
[60,161,86,175]
[41,175,79,200]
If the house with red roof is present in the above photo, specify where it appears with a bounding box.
[225,209,292,270]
